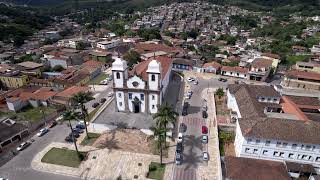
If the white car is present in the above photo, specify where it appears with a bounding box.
[37,128,49,137]
[202,135,208,144]
[193,80,198,85]
[55,115,63,121]
[16,141,31,151]
[107,92,114,97]
[99,80,108,85]
[187,77,195,82]
[203,152,209,161]
[177,133,183,142]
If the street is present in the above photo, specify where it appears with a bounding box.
[0,122,81,180]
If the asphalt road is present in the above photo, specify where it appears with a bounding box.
[0,122,81,180]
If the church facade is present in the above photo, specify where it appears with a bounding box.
[111,56,173,114]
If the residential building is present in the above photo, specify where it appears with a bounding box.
[221,66,248,79]
[112,56,172,114]
[227,84,320,169]
[202,61,221,74]
[0,118,29,152]
[96,39,122,50]
[133,43,183,56]
[282,70,320,91]
[172,58,194,71]
[89,51,112,64]
[294,61,320,73]
[0,65,29,89]
[311,44,320,54]
[260,53,280,68]
[248,58,273,81]
[16,61,43,77]
[224,156,291,180]
[51,86,90,105]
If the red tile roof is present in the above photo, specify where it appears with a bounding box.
[221,66,249,74]
[134,43,183,54]
[251,58,273,68]
[261,52,280,59]
[203,61,221,69]
[82,60,104,68]
[286,70,320,81]
[131,56,173,81]
[55,86,90,98]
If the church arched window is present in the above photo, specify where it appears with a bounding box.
[116,72,120,79]
[151,74,155,81]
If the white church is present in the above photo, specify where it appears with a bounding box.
[111,56,173,114]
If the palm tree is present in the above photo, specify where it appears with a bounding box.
[71,91,94,139]
[153,103,178,146]
[150,126,167,165]
[215,88,224,99]
[62,109,80,156]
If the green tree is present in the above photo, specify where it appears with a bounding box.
[149,125,167,165]
[62,109,80,157]
[215,88,224,99]
[153,103,178,147]
[71,92,95,139]
[123,50,141,68]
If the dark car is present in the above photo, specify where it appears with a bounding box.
[100,98,107,103]
[73,128,84,134]
[76,124,85,129]
[69,132,80,138]
[182,102,189,116]
[65,135,76,142]
[179,123,187,133]
[175,153,182,165]
[202,110,208,118]
[176,142,183,153]
[92,102,99,108]
[218,78,227,82]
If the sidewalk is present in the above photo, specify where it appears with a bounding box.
[31,142,160,179]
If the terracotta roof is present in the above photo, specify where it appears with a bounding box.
[134,43,183,54]
[203,61,222,69]
[55,86,89,98]
[261,53,280,59]
[286,95,320,108]
[17,61,43,69]
[173,58,194,66]
[286,70,320,81]
[239,117,320,144]
[221,66,249,74]
[82,60,104,68]
[225,156,290,180]
[251,58,273,68]
[131,56,173,81]
[281,96,309,121]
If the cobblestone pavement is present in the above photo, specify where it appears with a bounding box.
[31,142,160,180]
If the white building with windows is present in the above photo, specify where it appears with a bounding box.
[111,56,172,114]
[227,84,320,170]
[96,39,122,50]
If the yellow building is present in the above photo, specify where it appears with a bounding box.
[0,74,29,88]
[295,61,320,73]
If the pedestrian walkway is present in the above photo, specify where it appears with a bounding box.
[31,142,160,179]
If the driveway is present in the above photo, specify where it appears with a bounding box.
[0,122,81,180]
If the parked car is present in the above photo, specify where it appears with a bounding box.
[202,135,208,144]
[69,132,80,138]
[187,77,195,82]
[107,92,114,97]
[193,80,198,85]
[182,102,189,116]
[55,115,63,121]
[175,153,182,165]
[202,105,208,111]
[202,126,208,134]
[65,135,76,143]
[37,128,49,137]
[218,78,227,82]
[202,110,208,118]
[73,128,84,134]
[92,102,99,108]
[76,123,85,129]
[99,80,108,85]
[179,123,187,133]
[176,142,183,153]
[47,121,57,128]
[100,98,107,103]
[177,133,183,143]
[203,152,209,161]
[16,141,31,151]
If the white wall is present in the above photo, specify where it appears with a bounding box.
[113,71,124,88]
[227,90,241,118]
[161,64,172,95]
[127,92,146,113]
[149,93,159,114]
[127,76,146,89]
[223,71,247,79]
[49,58,68,68]
[234,120,245,157]
[115,91,125,111]
[148,73,159,91]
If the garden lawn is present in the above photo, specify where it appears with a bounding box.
[1,106,56,122]
[88,73,109,85]
[80,133,101,146]
[41,147,87,168]
[147,162,165,180]
[285,55,310,66]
